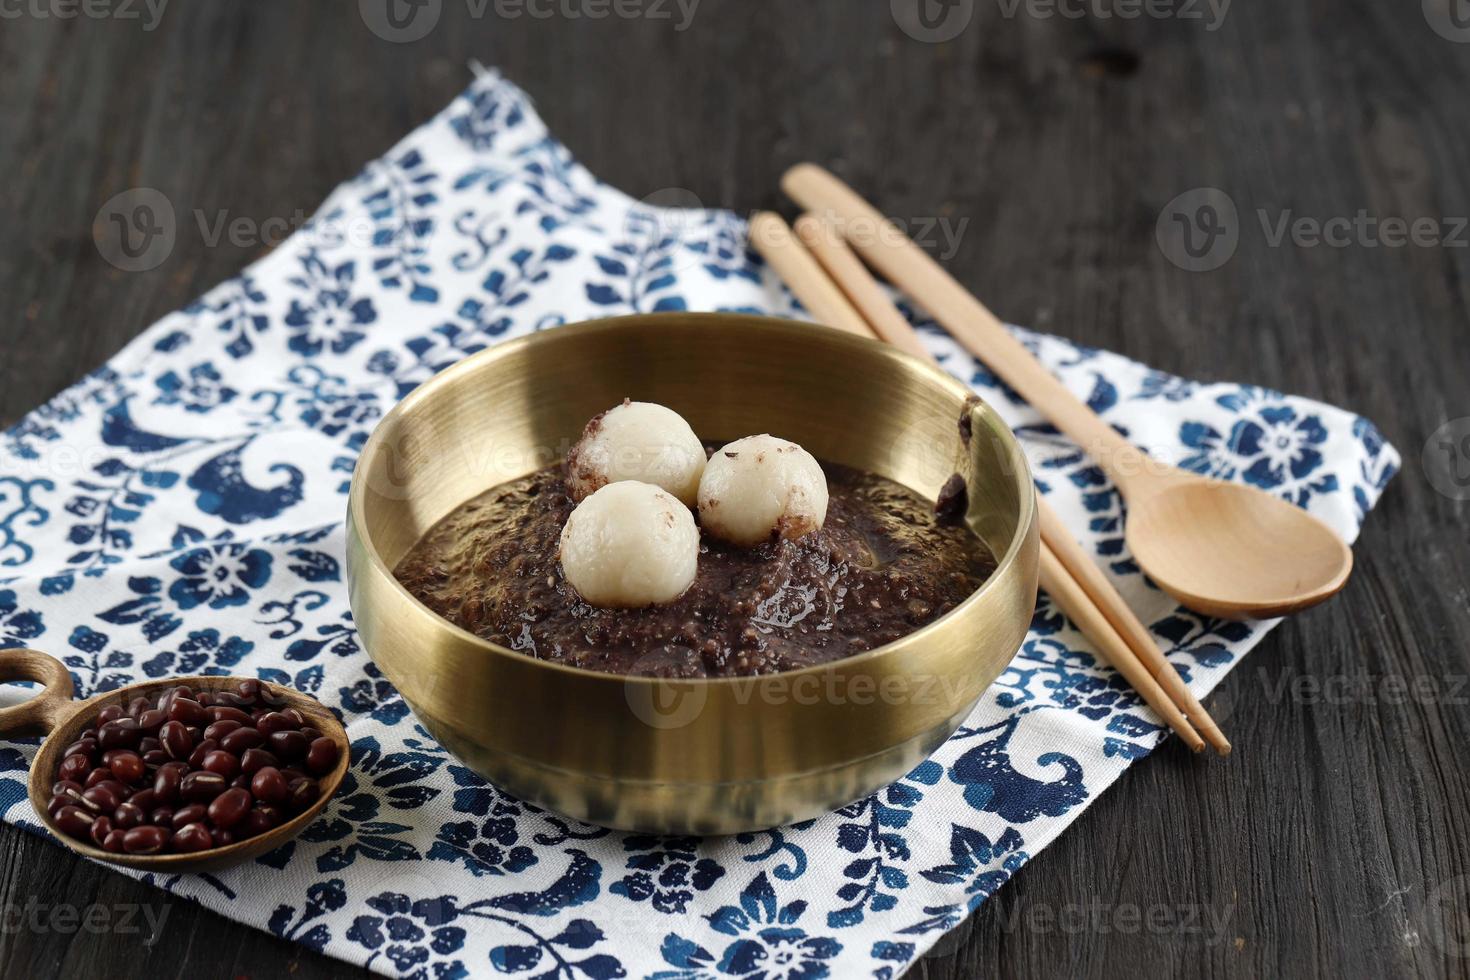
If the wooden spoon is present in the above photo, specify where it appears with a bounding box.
[0,647,349,873]
[783,164,1353,619]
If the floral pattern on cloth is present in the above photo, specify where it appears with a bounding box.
[0,68,1398,979]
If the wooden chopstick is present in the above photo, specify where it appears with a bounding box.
[782,178,1231,756]
[748,212,872,337]
[793,216,932,360]
[758,210,1207,752]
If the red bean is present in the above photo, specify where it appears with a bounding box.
[122,825,169,854]
[187,738,218,769]
[202,750,240,779]
[47,795,71,819]
[159,720,193,760]
[256,711,299,735]
[136,708,167,733]
[126,696,150,720]
[89,815,113,848]
[82,784,123,814]
[269,730,308,760]
[231,774,251,790]
[112,802,145,830]
[166,696,209,726]
[138,736,161,754]
[98,718,142,749]
[52,779,82,798]
[104,750,144,784]
[180,771,227,802]
[55,787,87,811]
[149,807,174,828]
[84,767,114,789]
[250,766,288,804]
[195,691,214,707]
[58,753,91,782]
[207,788,252,829]
[172,822,212,853]
[55,805,95,838]
[219,727,264,753]
[285,777,318,813]
[203,719,242,742]
[237,679,262,702]
[210,827,236,848]
[207,706,252,726]
[153,762,188,803]
[142,749,168,766]
[244,804,282,837]
[102,829,126,853]
[63,738,97,759]
[171,804,206,830]
[305,737,340,775]
[96,704,124,725]
[299,726,323,742]
[128,788,158,813]
[239,748,278,775]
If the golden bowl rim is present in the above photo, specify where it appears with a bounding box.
[348,311,1037,689]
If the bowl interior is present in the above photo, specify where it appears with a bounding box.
[356,313,1031,579]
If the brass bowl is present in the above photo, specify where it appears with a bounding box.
[347,313,1038,834]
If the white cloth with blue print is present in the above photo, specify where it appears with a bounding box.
[0,69,1399,979]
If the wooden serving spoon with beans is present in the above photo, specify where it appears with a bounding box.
[0,647,349,874]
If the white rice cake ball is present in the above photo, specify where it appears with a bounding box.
[559,481,700,608]
[698,435,829,546]
[566,400,706,507]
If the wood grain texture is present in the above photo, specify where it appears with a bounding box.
[2,2,1468,978]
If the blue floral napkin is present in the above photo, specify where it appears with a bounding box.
[0,68,1398,979]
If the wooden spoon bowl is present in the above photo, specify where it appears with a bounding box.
[0,648,349,874]
[1124,479,1354,619]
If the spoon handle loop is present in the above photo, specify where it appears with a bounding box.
[0,649,77,737]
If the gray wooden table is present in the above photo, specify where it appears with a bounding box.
[1,2,1467,977]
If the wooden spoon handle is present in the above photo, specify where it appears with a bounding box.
[0,649,77,737]
[782,164,1161,499]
